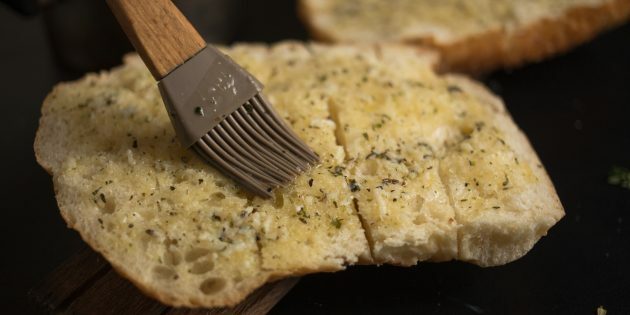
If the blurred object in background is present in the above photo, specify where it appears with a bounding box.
[43,0,132,74]
[0,0,43,15]
[1,0,244,74]
[176,0,244,43]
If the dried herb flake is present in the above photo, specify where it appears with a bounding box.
[331,218,343,229]
[609,166,630,189]
[348,179,361,192]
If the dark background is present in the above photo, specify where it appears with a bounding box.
[1,0,628,314]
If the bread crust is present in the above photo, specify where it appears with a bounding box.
[299,0,630,73]
[429,0,630,73]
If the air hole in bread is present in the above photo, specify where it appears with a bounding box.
[185,248,211,262]
[211,192,226,201]
[273,190,284,209]
[153,160,167,172]
[460,125,474,138]
[215,181,227,188]
[199,278,226,295]
[189,258,214,274]
[360,159,379,176]
[153,265,177,281]
[412,196,426,225]
[100,198,116,214]
[173,169,192,183]
[327,100,347,147]
[163,249,182,266]
[164,238,178,246]
[106,222,115,232]
[235,190,255,203]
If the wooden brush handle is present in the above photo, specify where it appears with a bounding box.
[107,0,206,80]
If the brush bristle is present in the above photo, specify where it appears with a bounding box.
[193,94,319,197]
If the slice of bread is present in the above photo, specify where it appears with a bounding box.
[324,45,564,266]
[35,42,563,308]
[34,43,370,308]
[299,0,630,73]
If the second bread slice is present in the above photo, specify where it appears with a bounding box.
[300,0,630,73]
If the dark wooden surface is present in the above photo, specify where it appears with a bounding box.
[28,247,298,315]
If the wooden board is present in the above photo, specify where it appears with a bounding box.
[28,246,298,315]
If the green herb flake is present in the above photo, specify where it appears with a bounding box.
[475,121,485,131]
[331,218,343,229]
[382,178,400,185]
[348,179,361,192]
[297,206,310,224]
[329,166,346,177]
[608,166,630,189]
[366,149,391,160]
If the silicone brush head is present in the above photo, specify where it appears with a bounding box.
[159,46,319,198]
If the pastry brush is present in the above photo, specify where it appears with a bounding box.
[107,0,318,198]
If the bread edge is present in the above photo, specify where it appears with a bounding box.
[443,74,565,266]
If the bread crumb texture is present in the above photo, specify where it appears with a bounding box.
[35,42,563,308]
[300,0,630,72]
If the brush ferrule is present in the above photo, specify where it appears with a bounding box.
[158,45,263,147]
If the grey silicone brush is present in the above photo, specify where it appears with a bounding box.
[107,0,318,197]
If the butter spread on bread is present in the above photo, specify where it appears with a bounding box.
[35,42,563,308]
